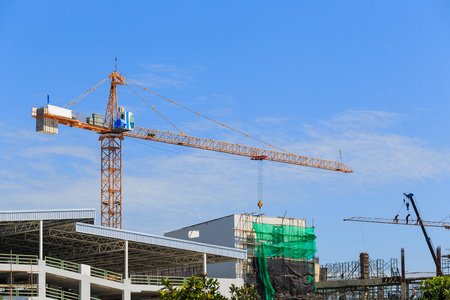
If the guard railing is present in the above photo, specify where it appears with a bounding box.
[91,267,123,283]
[46,287,79,300]
[46,256,81,273]
[0,253,38,265]
[130,274,187,286]
[0,287,38,297]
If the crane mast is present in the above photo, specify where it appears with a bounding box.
[32,70,354,229]
[100,71,126,228]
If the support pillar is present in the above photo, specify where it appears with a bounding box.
[377,286,384,300]
[360,253,369,279]
[203,253,207,275]
[122,290,131,300]
[80,264,91,300]
[401,248,406,300]
[39,220,43,260]
[125,240,129,279]
[38,260,46,299]
[436,246,442,277]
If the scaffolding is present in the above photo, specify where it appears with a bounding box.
[324,258,400,280]
[442,256,450,275]
[318,281,422,300]
[234,213,310,280]
[0,251,38,298]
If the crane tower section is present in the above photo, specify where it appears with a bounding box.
[100,72,126,228]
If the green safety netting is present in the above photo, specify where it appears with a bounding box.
[253,222,317,300]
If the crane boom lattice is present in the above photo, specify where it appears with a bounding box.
[344,217,450,229]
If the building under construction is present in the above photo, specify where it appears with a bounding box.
[2,207,449,300]
[164,213,450,300]
[165,213,319,299]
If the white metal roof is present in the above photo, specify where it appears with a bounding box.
[0,208,95,222]
[0,208,246,272]
[76,223,246,259]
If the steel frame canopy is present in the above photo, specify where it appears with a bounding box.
[0,209,246,273]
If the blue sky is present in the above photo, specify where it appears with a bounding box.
[1,1,450,273]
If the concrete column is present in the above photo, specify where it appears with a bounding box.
[401,248,406,300]
[377,286,384,300]
[203,253,207,275]
[125,240,129,279]
[436,246,442,276]
[122,289,131,300]
[38,260,46,300]
[359,253,369,279]
[401,248,405,282]
[401,282,407,300]
[361,288,368,300]
[80,264,91,300]
[39,220,43,260]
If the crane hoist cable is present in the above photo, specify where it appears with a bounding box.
[124,78,292,154]
[65,77,110,108]
[124,82,186,136]
[61,75,291,154]
[128,138,245,160]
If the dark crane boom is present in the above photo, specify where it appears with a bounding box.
[403,193,442,276]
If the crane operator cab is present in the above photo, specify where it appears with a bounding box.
[113,107,134,132]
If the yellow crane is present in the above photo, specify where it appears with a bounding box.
[32,70,353,229]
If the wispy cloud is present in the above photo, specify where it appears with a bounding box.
[131,63,200,89]
[3,109,450,235]
[254,116,290,126]
[293,110,450,182]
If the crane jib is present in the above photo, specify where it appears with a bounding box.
[125,127,353,173]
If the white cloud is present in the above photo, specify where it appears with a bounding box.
[254,116,290,126]
[131,63,200,89]
[20,145,97,164]
[3,109,449,235]
[293,110,450,183]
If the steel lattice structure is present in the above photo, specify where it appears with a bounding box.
[0,211,244,273]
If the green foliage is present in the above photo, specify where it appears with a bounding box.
[229,284,257,300]
[419,276,450,300]
[158,274,257,300]
[158,274,225,300]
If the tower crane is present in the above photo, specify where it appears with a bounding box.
[344,193,443,276]
[32,70,353,229]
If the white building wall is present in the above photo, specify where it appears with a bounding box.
[164,214,307,279]
[164,215,236,248]
[165,215,239,279]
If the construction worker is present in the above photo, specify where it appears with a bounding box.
[406,214,411,224]
[394,215,399,223]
